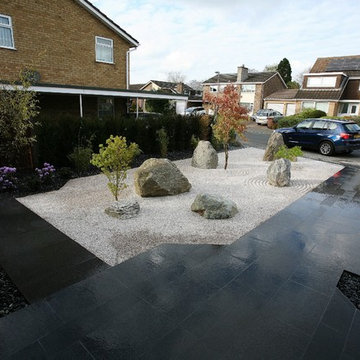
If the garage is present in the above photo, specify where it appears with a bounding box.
[286,103,296,115]
[267,103,284,114]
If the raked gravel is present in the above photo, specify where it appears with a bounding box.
[17,148,342,266]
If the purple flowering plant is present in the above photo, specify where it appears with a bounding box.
[35,163,56,182]
[0,166,17,191]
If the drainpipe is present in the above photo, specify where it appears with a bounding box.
[126,47,137,89]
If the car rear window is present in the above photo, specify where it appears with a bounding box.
[344,123,360,132]
[328,122,338,130]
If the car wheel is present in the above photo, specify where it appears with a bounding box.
[319,141,334,156]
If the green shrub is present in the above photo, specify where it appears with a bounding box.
[277,108,326,128]
[68,146,93,175]
[191,135,199,149]
[322,116,360,126]
[90,135,140,201]
[275,145,303,162]
[156,127,169,158]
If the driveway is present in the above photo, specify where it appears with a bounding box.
[244,121,360,168]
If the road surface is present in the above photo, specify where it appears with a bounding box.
[244,122,360,168]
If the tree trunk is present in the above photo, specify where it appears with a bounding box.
[224,143,229,170]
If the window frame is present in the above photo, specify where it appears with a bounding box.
[0,14,15,50]
[306,76,337,88]
[338,102,359,116]
[95,36,114,64]
[241,84,255,92]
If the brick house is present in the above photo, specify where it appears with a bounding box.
[130,80,198,114]
[264,55,360,117]
[0,0,186,118]
[202,65,287,115]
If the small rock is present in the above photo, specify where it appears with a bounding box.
[191,193,238,219]
[134,158,191,197]
[191,141,218,169]
[263,132,285,161]
[105,200,140,219]
[267,158,291,187]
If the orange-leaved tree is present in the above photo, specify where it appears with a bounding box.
[204,84,248,169]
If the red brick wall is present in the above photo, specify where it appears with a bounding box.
[0,0,133,89]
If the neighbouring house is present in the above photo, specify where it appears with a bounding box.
[133,80,200,114]
[0,0,187,118]
[202,65,287,115]
[264,55,360,116]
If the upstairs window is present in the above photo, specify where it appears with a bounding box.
[241,84,255,92]
[0,15,15,49]
[95,36,113,63]
[307,76,337,88]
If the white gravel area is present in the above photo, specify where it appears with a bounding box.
[17,148,342,266]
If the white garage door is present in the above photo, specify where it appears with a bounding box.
[286,104,296,115]
[267,103,284,113]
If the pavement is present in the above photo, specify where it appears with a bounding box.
[245,121,360,168]
[0,166,360,359]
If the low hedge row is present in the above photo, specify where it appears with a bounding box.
[276,108,327,128]
[34,114,212,167]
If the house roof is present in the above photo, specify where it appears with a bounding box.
[310,55,360,75]
[203,72,277,84]
[265,88,343,101]
[295,89,343,100]
[74,0,139,46]
[129,83,145,91]
[142,80,194,94]
[265,89,298,100]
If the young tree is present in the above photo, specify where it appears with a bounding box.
[0,71,39,167]
[90,135,140,201]
[277,58,292,84]
[204,85,248,170]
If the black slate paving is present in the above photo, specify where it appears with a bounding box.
[1,167,360,359]
[0,198,109,303]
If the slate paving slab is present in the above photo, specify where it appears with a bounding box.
[1,166,360,359]
[0,199,109,303]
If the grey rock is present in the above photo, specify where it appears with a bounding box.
[191,193,238,219]
[105,200,140,219]
[263,132,285,161]
[267,158,291,187]
[134,158,191,197]
[192,141,218,169]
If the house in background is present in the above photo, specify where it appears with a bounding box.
[133,80,199,114]
[0,0,186,118]
[202,65,287,115]
[264,55,360,116]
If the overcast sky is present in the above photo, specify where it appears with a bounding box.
[93,0,360,85]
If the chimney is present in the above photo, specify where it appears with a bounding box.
[237,65,248,82]
[176,82,184,94]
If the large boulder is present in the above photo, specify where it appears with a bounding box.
[191,193,238,219]
[263,132,285,161]
[134,158,191,197]
[267,158,291,187]
[105,200,140,219]
[192,141,218,169]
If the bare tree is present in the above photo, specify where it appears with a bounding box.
[295,67,312,86]
[167,71,186,83]
[263,63,278,72]
[187,79,203,90]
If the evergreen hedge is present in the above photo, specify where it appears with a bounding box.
[34,114,211,167]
